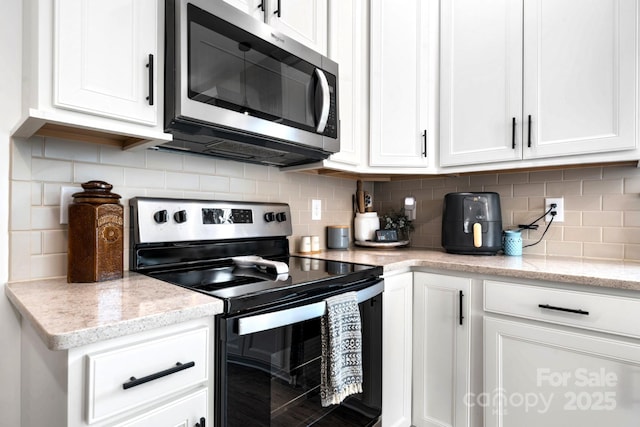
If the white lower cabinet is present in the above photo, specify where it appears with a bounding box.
[21,317,213,427]
[412,272,478,427]
[484,280,640,427]
[382,272,413,427]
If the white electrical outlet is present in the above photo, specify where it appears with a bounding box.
[545,197,564,223]
[312,199,322,220]
[60,186,82,224]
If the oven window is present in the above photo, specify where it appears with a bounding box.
[187,4,332,134]
[220,298,382,427]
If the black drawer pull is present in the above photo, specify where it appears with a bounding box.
[123,361,195,390]
[538,304,589,316]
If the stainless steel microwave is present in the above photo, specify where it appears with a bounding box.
[163,0,339,167]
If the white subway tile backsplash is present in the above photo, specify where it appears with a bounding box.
[583,179,623,195]
[99,145,146,168]
[30,182,42,206]
[10,134,640,281]
[11,138,33,181]
[374,164,640,261]
[124,168,166,189]
[43,230,67,254]
[44,137,99,162]
[31,206,61,230]
[166,172,200,191]
[200,175,230,192]
[10,232,31,281]
[216,159,245,178]
[75,163,124,186]
[31,158,73,182]
[229,178,256,194]
[146,150,184,171]
[10,181,32,231]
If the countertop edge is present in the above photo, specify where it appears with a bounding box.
[5,275,224,351]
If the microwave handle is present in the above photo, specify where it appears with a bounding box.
[314,68,331,133]
[237,280,383,335]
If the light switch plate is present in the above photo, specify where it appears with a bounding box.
[60,186,81,224]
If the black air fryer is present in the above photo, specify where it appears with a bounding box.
[442,192,502,255]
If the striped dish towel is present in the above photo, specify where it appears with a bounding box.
[320,291,363,407]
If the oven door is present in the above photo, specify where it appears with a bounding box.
[215,281,383,427]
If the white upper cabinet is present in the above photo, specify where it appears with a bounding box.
[14,0,170,149]
[55,0,158,126]
[440,0,638,169]
[325,0,367,167]
[266,0,328,55]
[523,0,638,159]
[369,0,435,168]
[225,0,328,55]
[440,0,523,166]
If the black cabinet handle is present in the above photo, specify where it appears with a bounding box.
[274,0,281,17]
[257,0,264,11]
[422,129,427,157]
[146,54,154,106]
[511,117,516,149]
[122,361,195,390]
[459,290,464,325]
[196,417,206,427]
[527,114,532,147]
[538,304,589,316]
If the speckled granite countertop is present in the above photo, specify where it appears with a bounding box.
[302,248,640,291]
[5,272,223,351]
[7,249,640,351]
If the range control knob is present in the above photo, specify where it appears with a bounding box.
[153,210,168,223]
[174,210,187,223]
[264,212,276,222]
[275,212,287,222]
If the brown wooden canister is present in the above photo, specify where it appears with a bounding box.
[67,181,124,283]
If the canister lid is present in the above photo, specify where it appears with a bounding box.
[72,180,121,204]
[327,225,349,228]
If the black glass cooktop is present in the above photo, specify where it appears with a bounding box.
[148,255,382,315]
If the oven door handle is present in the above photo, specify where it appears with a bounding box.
[237,280,384,336]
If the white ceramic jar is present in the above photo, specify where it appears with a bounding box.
[354,212,380,242]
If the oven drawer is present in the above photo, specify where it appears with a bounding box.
[484,280,640,338]
[86,325,210,424]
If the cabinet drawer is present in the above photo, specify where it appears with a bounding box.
[86,325,209,424]
[484,280,640,338]
[114,388,208,427]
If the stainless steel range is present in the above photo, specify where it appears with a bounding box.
[129,197,383,427]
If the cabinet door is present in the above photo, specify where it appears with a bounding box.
[413,273,472,427]
[369,0,431,168]
[222,0,265,20]
[54,0,158,125]
[382,273,413,427]
[265,0,328,55]
[523,0,638,159]
[485,317,640,427]
[326,0,366,167]
[440,0,523,167]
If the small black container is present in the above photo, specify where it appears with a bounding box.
[442,192,502,255]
